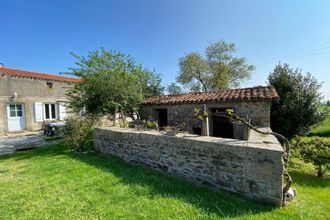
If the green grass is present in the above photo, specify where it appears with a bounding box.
[309,106,330,139]
[0,144,329,219]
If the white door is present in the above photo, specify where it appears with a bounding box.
[7,104,25,131]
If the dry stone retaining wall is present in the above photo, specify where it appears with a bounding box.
[94,127,284,205]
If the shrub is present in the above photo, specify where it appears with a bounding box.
[129,119,159,130]
[63,116,97,152]
[293,137,330,177]
[268,63,327,139]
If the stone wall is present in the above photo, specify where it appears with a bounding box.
[140,101,271,139]
[140,101,271,127]
[94,127,284,205]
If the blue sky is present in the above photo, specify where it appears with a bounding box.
[1,0,330,100]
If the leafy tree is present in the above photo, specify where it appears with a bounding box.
[167,82,183,95]
[66,48,164,119]
[293,137,330,177]
[177,52,210,92]
[327,100,330,106]
[176,40,254,91]
[268,63,327,138]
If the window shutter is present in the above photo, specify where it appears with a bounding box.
[34,102,43,122]
[58,103,66,120]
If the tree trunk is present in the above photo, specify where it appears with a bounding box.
[317,166,323,177]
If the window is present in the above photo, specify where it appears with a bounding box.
[8,104,23,117]
[44,103,57,120]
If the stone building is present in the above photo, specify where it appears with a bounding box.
[0,66,80,135]
[140,86,279,140]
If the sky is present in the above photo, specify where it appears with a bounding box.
[1,0,330,100]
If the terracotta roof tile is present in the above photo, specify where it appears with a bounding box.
[143,86,279,105]
[0,66,81,83]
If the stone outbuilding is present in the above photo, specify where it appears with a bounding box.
[140,86,279,140]
[0,66,80,135]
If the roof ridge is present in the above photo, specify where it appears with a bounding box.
[163,85,274,97]
[0,66,81,83]
[0,66,77,79]
[144,85,279,105]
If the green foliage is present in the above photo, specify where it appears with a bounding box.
[310,106,330,138]
[143,120,158,129]
[327,100,330,106]
[268,63,327,139]
[129,119,159,130]
[177,52,210,91]
[176,40,254,92]
[293,137,330,177]
[206,40,255,89]
[63,116,97,152]
[118,117,129,128]
[167,82,183,95]
[66,48,164,118]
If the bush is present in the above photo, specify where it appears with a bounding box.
[63,116,97,152]
[129,119,159,130]
[268,63,327,139]
[293,137,330,177]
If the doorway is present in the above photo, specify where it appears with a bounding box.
[156,109,168,129]
[7,104,26,132]
[211,108,233,138]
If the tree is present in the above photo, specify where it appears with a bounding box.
[177,52,210,92]
[327,100,330,106]
[268,63,327,138]
[167,82,183,95]
[176,40,254,92]
[66,48,164,119]
[294,137,330,177]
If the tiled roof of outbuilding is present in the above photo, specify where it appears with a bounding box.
[143,86,279,105]
[0,66,81,83]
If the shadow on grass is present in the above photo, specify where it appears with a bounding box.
[288,160,330,188]
[70,150,277,218]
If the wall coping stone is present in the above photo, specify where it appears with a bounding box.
[96,127,283,153]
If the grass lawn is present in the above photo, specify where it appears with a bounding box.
[309,106,330,139]
[0,144,329,219]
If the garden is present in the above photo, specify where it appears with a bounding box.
[0,140,329,219]
[0,108,329,219]
[1,47,329,219]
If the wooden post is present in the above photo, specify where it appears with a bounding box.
[113,107,117,126]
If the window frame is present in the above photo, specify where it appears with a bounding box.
[44,103,57,120]
[8,104,24,118]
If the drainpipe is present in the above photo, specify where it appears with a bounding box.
[202,104,209,136]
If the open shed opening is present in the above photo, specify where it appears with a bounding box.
[211,108,234,139]
[156,109,168,129]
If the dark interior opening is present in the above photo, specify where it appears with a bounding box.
[192,127,202,135]
[156,109,168,129]
[212,108,234,139]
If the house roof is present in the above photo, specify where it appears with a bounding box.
[0,66,81,83]
[143,86,279,105]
